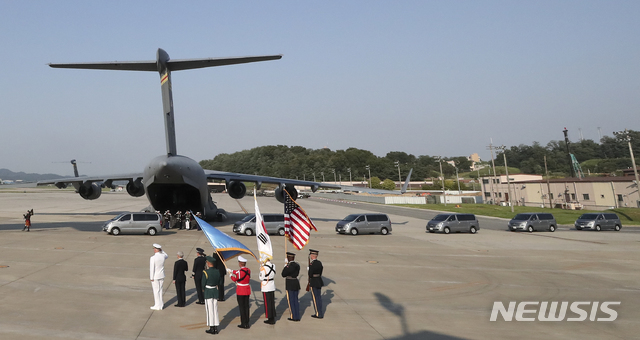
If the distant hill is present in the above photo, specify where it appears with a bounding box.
[0,169,64,182]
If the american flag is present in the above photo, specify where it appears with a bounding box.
[284,190,316,250]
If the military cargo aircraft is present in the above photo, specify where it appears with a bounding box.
[42,49,411,220]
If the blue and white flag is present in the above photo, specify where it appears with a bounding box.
[193,213,257,263]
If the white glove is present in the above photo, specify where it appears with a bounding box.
[284,258,289,265]
[306,267,309,271]
[226,268,232,274]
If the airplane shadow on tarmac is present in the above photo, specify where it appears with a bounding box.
[374,292,469,340]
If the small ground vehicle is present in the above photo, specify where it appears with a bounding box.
[103,212,162,236]
[232,214,286,236]
[426,213,479,234]
[508,213,556,232]
[335,213,391,235]
[575,213,622,231]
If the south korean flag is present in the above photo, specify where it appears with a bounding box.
[254,189,273,262]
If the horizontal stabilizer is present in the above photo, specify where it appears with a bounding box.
[168,55,282,71]
[48,55,282,72]
[49,61,157,71]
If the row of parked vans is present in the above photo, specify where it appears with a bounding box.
[425,212,624,234]
[101,211,624,237]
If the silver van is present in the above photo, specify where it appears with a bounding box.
[233,214,286,236]
[103,212,162,236]
[335,213,392,235]
[509,213,557,232]
[426,213,479,234]
[575,213,622,231]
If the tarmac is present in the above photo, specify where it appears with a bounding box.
[0,188,639,340]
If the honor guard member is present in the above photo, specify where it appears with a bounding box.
[308,249,325,318]
[150,243,168,310]
[192,248,207,305]
[163,210,171,230]
[229,255,251,329]
[175,211,183,229]
[212,253,226,301]
[184,211,192,230]
[281,252,301,321]
[202,256,222,334]
[172,251,188,307]
[259,258,277,324]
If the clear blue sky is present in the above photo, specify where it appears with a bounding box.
[1,1,639,176]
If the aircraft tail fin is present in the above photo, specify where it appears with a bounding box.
[400,168,413,194]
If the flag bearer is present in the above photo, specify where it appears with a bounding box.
[202,256,222,334]
[259,258,277,324]
[281,252,301,321]
[229,255,251,329]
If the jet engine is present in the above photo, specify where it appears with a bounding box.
[227,181,246,199]
[126,179,145,197]
[78,182,102,200]
[275,185,298,203]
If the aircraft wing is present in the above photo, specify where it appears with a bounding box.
[204,170,340,191]
[37,173,142,187]
[204,168,413,195]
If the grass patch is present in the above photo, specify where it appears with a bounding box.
[394,203,640,226]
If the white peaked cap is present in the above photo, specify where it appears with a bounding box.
[238,255,248,262]
[153,243,162,249]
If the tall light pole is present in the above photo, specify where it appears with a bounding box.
[365,165,372,188]
[321,172,325,182]
[487,140,498,205]
[455,166,461,194]
[332,169,336,184]
[497,145,514,212]
[313,172,316,182]
[394,161,401,189]
[347,168,352,185]
[614,129,640,206]
[434,156,446,206]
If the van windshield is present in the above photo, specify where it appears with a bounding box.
[240,214,255,222]
[579,213,599,220]
[512,214,532,221]
[432,214,450,221]
[342,214,361,221]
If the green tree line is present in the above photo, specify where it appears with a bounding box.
[199,146,471,183]
[494,130,639,176]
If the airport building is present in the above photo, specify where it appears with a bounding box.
[481,174,639,210]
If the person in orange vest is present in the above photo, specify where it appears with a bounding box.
[229,255,251,329]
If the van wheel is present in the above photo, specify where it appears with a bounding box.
[443,227,450,234]
[469,226,477,234]
[549,225,556,232]
[350,228,359,236]
[380,227,389,235]
[148,227,157,236]
[111,227,120,236]
[595,225,601,232]
[576,227,582,231]
[278,228,285,236]
[527,226,534,233]
[614,224,621,231]
[244,228,254,236]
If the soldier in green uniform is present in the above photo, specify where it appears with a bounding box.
[202,256,222,335]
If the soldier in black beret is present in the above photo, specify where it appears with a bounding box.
[308,249,324,318]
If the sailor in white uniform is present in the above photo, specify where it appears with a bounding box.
[150,243,168,310]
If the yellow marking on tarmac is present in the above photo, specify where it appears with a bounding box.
[429,281,486,292]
